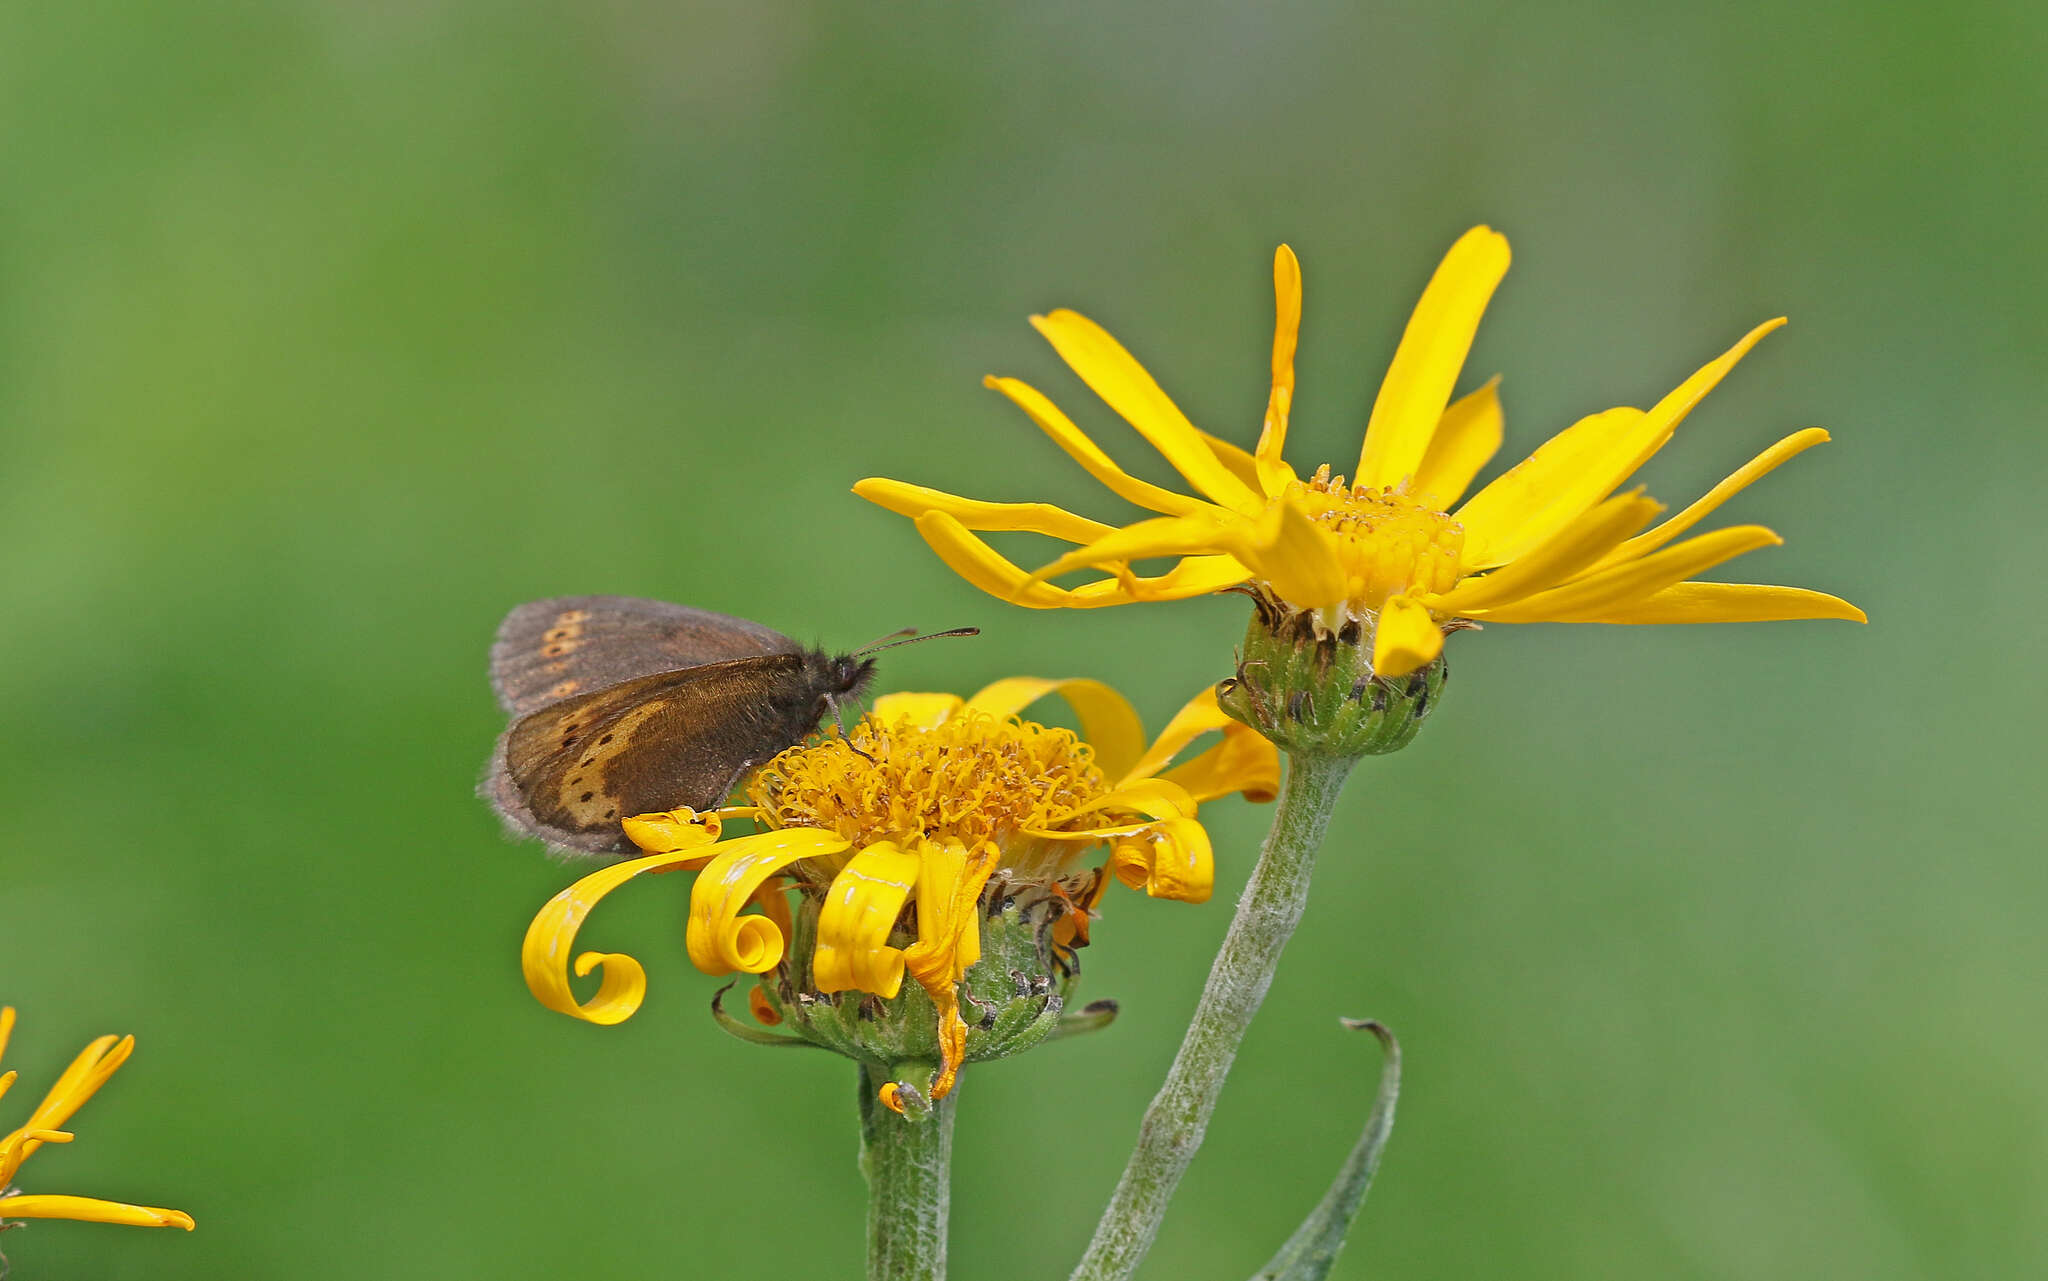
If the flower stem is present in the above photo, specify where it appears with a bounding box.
[1070,751,1358,1281]
[858,1064,955,1281]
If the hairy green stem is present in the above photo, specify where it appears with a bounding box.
[858,1065,955,1281]
[1071,752,1357,1281]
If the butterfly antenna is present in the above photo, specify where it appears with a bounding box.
[854,626,980,657]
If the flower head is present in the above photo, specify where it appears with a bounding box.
[522,679,1276,1109]
[855,228,1864,679]
[0,1007,195,1232]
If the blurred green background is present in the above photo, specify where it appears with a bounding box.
[2,2,2039,1277]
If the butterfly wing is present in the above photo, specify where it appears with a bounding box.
[486,654,811,854]
[490,595,801,717]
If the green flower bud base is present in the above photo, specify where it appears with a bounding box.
[735,888,1079,1097]
[1216,597,1448,758]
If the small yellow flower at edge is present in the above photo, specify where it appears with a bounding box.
[0,1007,195,1232]
[854,228,1864,678]
[521,679,1277,1108]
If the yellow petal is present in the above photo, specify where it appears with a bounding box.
[1411,377,1503,507]
[1256,245,1303,496]
[1589,428,1831,572]
[1455,319,1785,568]
[1198,428,1264,493]
[982,376,1209,517]
[1109,818,1214,903]
[813,841,921,998]
[1357,227,1512,489]
[1428,491,1664,614]
[686,829,853,975]
[1031,310,1264,513]
[1229,498,1348,609]
[901,839,1002,1103]
[620,807,724,857]
[1372,595,1446,678]
[0,1070,14,1107]
[1552,581,1867,624]
[872,692,965,729]
[851,478,1114,544]
[1451,406,1650,568]
[1477,525,1784,622]
[918,511,1249,608]
[1090,553,1253,602]
[0,1006,14,1061]
[1160,727,1281,805]
[523,849,704,1025]
[23,1035,131,1139]
[913,512,1102,607]
[0,1194,195,1230]
[1029,514,1233,584]
[962,677,1147,782]
[1120,686,1281,804]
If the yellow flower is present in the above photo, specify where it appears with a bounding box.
[855,227,1865,677]
[522,679,1276,1107]
[0,1007,195,1232]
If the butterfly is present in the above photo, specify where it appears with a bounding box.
[482,595,882,855]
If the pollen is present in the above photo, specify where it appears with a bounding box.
[746,708,1110,883]
[1290,465,1467,609]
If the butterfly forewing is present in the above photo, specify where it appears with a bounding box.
[489,654,815,854]
[490,595,800,717]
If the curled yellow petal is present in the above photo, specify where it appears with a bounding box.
[1372,595,1446,678]
[872,692,965,730]
[621,807,724,856]
[813,841,920,998]
[1108,819,1214,903]
[1031,309,1264,513]
[851,477,1115,544]
[1412,377,1503,507]
[1357,226,1512,489]
[686,829,853,976]
[982,375,1208,517]
[523,849,702,1025]
[963,677,1146,782]
[0,1194,195,1230]
[901,839,1001,1102]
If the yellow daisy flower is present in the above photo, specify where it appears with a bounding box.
[522,679,1276,1108]
[855,227,1864,678]
[0,1007,195,1232]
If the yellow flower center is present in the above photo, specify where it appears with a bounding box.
[745,708,1110,886]
[1291,465,1467,609]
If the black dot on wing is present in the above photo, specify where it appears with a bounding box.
[598,734,614,745]
[603,809,617,819]
[580,791,594,802]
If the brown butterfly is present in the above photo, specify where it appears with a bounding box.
[483,596,971,855]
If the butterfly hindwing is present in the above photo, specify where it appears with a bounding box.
[487,654,815,854]
[489,595,801,717]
